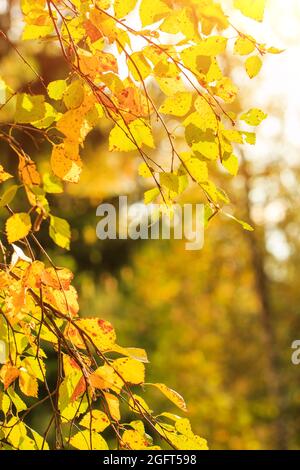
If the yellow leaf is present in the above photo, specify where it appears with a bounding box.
[80,410,110,432]
[0,391,10,414]
[115,0,137,18]
[147,383,187,411]
[267,46,284,54]
[192,141,219,160]
[158,426,209,450]
[160,173,179,193]
[138,162,153,178]
[223,154,239,176]
[129,394,151,414]
[109,119,154,152]
[43,284,78,319]
[234,36,255,56]
[113,357,145,385]
[240,108,267,126]
[103,392,121,421]
[223,212,254,231]
[5,417,26,448]
[22,23,53,40]
[144,187,159,204]
[19,370,38,397]
[63,81,85,110]
[190,36,227,56]
[183,158,208,183]
[181,47,212,77]
[245,55,262,78]
[70,430,108,450]
[242,131,256,144]
[215,77,238,103]
[234,0,266,22]
[90,363,123,392]
[161,8,199,41]
[222,129,244,144]
[113,346,149,363]
[65,318,116,351]
[30,428,49,450]
[122,429,149,449]
[159,92,192,117]
[15,94,45,123]
[6,213,31,244]
[0,165,13,183]
[192,96,218,132]
[128,51,152,81]
[22,356,45,381]
[47,80,67,100]
[140,0,170,27]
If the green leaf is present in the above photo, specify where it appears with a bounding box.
[49,215,71,250]
[0,185,19,208]
[43,173,63,193]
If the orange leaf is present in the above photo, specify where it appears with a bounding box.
[0,364,20,389]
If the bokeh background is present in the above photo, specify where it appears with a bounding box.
[1,0,300,449]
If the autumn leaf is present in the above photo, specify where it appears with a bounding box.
[0,364,20,390]
[6,213,31,243]
[80,410,110,432]
[70,430,108,450]
[19,370,38,398]
[65,318,116,350]
[103,392,121,421]
[245,55,263,78]
[234,0,266,22]
[0,165,13,183]
[240,108,267,126]
[146,383,187,412]
[49,215,71,250]
[50,144,82,183]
